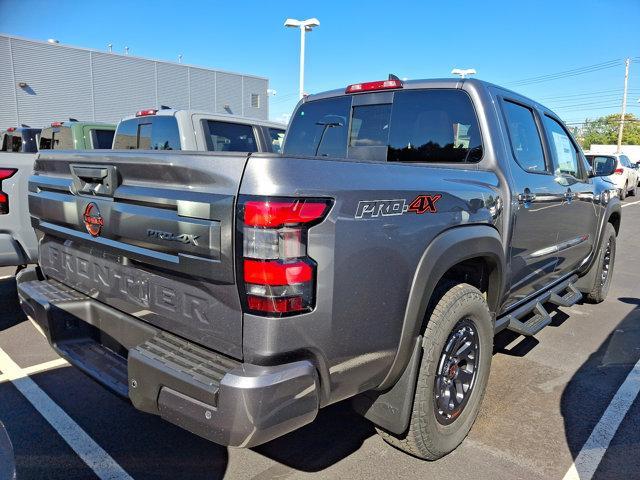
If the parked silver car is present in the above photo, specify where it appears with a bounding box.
[586,152,639,199]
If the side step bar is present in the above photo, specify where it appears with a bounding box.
[495,275,582,336]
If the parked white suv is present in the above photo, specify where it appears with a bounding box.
[586,152,638,199]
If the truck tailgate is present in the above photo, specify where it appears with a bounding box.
[29,150,248,359]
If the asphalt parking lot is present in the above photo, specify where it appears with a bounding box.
[1,199,640,480]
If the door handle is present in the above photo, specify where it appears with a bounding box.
[70,164,119,197]
[517,191,536,203]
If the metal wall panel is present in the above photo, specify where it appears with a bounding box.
[0,37,17,128]
[0,35,269,129]
[157,62,189,110]
[91,52,156,124]
[243,76,268,120]
[189,67,216,112]
[11,38,93,127]
[216,72,243,117]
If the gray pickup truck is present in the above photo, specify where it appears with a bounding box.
[17,78,620,460]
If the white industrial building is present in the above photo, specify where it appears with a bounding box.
[0,34,269,130]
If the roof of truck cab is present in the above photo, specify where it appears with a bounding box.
[118,109,286,129]
[301,77,559,121]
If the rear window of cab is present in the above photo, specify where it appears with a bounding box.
[113,116,181,150]
[283,89,482,163]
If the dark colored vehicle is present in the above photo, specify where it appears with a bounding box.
[17,78,620,460]
[0,126,40,153]
[112,108,286,153]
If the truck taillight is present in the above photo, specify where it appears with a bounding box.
[238,197,332,316]
[0,168,17,215]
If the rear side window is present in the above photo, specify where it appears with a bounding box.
[113,116,180,150]
[502,101,547,173]
[90,129,115,149]
[204,121,257,152]
[543,115,581,178]
[268,128,286,153]
[284,96,351,158]
[39,127,74,150]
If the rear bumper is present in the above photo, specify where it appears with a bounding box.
[16,266,319,448]
[0,233,28,267]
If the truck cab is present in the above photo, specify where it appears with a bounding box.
[0,126,41,153]
[39,120,116,150]
[112,108,286,152]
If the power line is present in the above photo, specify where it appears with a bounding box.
[507,59,623,86]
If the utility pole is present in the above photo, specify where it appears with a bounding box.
[616,58,630,153]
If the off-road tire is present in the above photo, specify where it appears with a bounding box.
[376,283,493,460]
[586,223,616,303]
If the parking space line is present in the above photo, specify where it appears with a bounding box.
[562,357,640,480]
[0,347,133,480]
[0,358,68,384]
[621,199,640,208]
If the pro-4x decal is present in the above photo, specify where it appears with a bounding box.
[355,194,441,219]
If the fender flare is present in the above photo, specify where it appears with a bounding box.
[378,224,506,390]
[575,197,621,291]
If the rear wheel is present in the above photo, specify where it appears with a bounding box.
[620,183,627,200]
[377,283,493,460]
[586,223,616,303]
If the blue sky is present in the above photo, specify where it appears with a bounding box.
[1,0,639,125]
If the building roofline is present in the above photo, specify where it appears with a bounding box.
[0,33,269,81]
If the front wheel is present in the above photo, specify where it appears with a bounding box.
[377,283,493,460]
[585,223,616,303]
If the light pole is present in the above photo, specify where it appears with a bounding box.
[284,17,320,99]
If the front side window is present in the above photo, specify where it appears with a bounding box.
[205,121,257,152]
[388,90,482,163]
[502,101,547,173]
[543,115,580,178]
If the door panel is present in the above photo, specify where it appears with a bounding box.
[500,99,564,307]
[542,115,598,274]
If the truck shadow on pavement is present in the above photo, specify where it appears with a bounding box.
[0,277,26,332]
[560,297,640,478]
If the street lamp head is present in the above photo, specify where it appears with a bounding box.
[284,18,301,27]
[284,17,320,29]
[451,68,477,79]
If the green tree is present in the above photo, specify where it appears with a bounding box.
[581,113,640,149]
